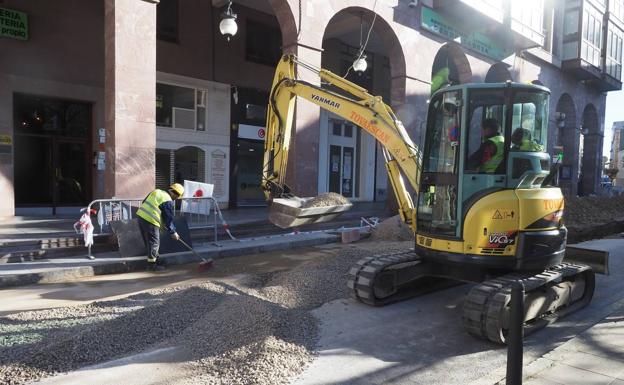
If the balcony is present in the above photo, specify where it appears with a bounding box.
[561,57,602,79]
[429,0,545,52]
[587,72,622,91]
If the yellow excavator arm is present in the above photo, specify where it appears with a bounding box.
[262,54,422,231]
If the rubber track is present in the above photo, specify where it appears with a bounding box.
[347,250,421,306]
[462,262,595,344]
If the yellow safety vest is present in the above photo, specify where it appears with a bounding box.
[136,189,172,227]
[480,135,505,173]
[519,139,543,152]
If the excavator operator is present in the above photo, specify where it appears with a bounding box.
[467,118,504,173]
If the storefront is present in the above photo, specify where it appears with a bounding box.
[229,87,268,207]
[155,73,231,205]
[13,94,92,214]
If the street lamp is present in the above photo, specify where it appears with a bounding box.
[353,54,368,74]
[219,1,237,41]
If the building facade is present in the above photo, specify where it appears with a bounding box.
[610,120,624,185]
[0,0,621,218]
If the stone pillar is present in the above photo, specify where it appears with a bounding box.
[283,43,323,197]
[104,0,157,199]
[0,76,14,218]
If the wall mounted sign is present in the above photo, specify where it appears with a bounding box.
[0,7,28,40]
[421,7,508,61]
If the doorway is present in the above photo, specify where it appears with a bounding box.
[328,119,357,198]
[13,94,91,212]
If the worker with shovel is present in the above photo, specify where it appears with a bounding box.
[136,183,184,271]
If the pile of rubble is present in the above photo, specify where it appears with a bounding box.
[564,195,624,227]
[0,242,412,385]
[302,192,350,208]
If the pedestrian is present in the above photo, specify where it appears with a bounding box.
[467,118,504,173]
[136,183,184,271]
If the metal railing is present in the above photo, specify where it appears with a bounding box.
[83,196,220,258]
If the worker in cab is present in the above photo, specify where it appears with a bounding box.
[511,127,544,152]
[467,118,504,173]
[136,183,184,271]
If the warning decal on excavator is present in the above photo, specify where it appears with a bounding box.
[492,209,515,220]
[417,235,433,247]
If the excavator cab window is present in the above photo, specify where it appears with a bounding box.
[461,89,508,206]
[418,90,461,237]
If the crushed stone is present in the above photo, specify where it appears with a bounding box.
[371,215,415,241]
[0,241,413,385]
[301,192,350,208]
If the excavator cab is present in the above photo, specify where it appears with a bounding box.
[416,82,562,270]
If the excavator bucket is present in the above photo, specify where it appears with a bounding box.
[268,197,353,228]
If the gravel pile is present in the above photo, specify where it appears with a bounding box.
[564,195,624,227]
[371,215,415,241]
[0,241,413,385]
[301,192,350,208]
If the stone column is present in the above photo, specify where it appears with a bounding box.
[282,43,323,197]
[104,0,157,199]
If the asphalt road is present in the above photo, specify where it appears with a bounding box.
[292,237,624,385]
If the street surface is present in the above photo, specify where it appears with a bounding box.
[1,238,622,385]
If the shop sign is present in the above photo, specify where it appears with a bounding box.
[238,124,266,141]
[0,7,28,41]
[421,7,507,60]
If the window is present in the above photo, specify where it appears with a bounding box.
[246,20,282,66]
[417,91,461,237]
[581,5,603,67]
[510,92,548,152]
[510,0,545,45]
[157,0,179,43]
[423,92,461,174]
[606,25,624,80]
[611,0,624,23]
[156,83,207,131]
[465,90,506,173]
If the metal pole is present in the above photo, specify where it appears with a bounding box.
[506,280,525,385]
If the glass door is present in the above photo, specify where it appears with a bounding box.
[417,90,462,237]
[327,120,357,198]
[13,94,91,211]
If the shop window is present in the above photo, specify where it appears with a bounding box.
[157,0,179,43]
[245,20,282,66]
[156,83,207,131]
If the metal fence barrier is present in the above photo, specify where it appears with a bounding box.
[83,196,220,258]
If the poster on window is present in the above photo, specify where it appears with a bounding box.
[211,150,226,199]
[180,180,214,215]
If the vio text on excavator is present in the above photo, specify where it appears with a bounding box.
[261,54,608,344]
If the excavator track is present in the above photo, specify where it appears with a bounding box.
[462,262,595,344]
[347,250,456,306]
[348,252,595,344]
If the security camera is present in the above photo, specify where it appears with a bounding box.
[408,0,418,8]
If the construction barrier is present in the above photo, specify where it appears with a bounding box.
[77,196,229,259]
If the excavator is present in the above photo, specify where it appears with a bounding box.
[261,54,608,344]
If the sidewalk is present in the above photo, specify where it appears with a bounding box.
[0,202,386,288]
[521,303,624,385]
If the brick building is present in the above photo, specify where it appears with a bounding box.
[0,0,622,217]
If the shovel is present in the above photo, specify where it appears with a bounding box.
[177,238,214,272]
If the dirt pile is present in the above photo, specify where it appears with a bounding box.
[564,195,624,227]
[371,215,414,241]
[0,241,413,385]
[302,192,350,208]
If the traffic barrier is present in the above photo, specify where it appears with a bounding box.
[79,196,227,259]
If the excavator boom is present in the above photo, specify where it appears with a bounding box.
[263,54,421,229]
